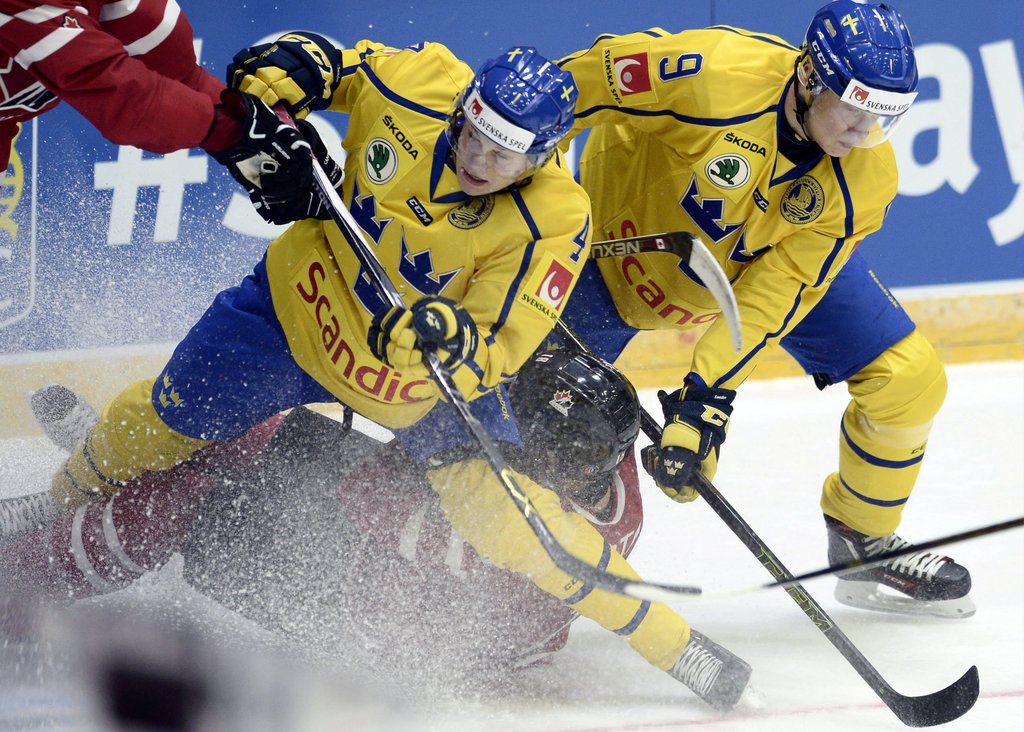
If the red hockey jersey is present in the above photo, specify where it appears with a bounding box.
[338,446,645,670]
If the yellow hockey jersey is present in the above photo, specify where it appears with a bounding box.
[266,41,592,428]
[559,27,898,388]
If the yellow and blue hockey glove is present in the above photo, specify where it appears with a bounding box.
[642,384,735,503]
[369,297,478,375]
[227,32,343,119]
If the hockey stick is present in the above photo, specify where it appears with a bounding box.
[298,128,702,603]
[587,231,743,354]
[553,321,979,727]
[761,515,1024,591]
[642,410,979,727]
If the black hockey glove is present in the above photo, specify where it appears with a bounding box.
[209,89,313,203]
[228,31,343,119]
[250,119,344,225]
[644,384,735,502]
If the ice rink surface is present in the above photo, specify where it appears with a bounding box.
[1,360,1021,731]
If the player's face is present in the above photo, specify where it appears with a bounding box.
[455,123,531,195]
[804,89,880,157]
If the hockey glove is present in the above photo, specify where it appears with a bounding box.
[368,297,478,375]
[208,90,313,202]
[646,384,735,502]
[227,32,343,119]
[250,119,344,225]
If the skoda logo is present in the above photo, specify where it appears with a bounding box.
[705,154,750,189]
[365,138,398,184]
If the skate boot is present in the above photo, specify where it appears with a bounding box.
[826,515,975,619]
[0,491,58,546]
[29,384,98,452]
[668,629,751,712]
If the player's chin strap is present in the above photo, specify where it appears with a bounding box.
[276,107,701,604]
[791,51,816,142]
[552,320,980,728]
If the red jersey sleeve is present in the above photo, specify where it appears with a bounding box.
[337,445,646,667]
[0,0,232,157]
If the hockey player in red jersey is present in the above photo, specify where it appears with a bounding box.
[4,351,752,709]
[0,0,319,219]
[188,349,653,678]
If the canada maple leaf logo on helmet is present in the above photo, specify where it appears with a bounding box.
[548,389,574,416]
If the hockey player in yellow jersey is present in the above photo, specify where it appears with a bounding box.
[558,0,974,618]
[29,36,751,711]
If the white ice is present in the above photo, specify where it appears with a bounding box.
[1,360,1021,731]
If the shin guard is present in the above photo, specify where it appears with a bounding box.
[52,378,212,509]
[821,330,947,536]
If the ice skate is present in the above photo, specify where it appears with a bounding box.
[826,515,975,619]
[668,629,751,712]
[29,384,98,453]
[0,491,58,546]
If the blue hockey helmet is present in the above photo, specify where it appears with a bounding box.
[448,46,578,180]
[801,0,918,146]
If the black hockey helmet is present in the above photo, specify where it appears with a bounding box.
[508,349,640,484]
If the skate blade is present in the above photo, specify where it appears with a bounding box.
[834,579,976,619]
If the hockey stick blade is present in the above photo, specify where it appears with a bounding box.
[763,516,1024,591]
[880,666,980,728]
[294,114,702,604]
[590,232,743,353]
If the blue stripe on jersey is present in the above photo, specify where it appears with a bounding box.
[706,26,800,52]
[512,187,543,241]
[462,360,485,393]
[711,287,806,388]
[614,600,651,636]
[359,62,450,121]
[804,160,856,288]
[570,28,669,58]
[83,440,126,488]
[839,475,910,507]
[573,103,775,128]
[814,238,847,290]
[770,80,825,187]
[493,237,537,340]
[488,188,542,339]
[841,420,925,469]
[429,130,470,205]
[770,156,825,187]
[562,541,612,606]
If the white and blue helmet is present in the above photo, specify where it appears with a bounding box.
[448,46,578,179]
[800,0,918,147]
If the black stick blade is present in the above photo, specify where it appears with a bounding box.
[882,665,979,727]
